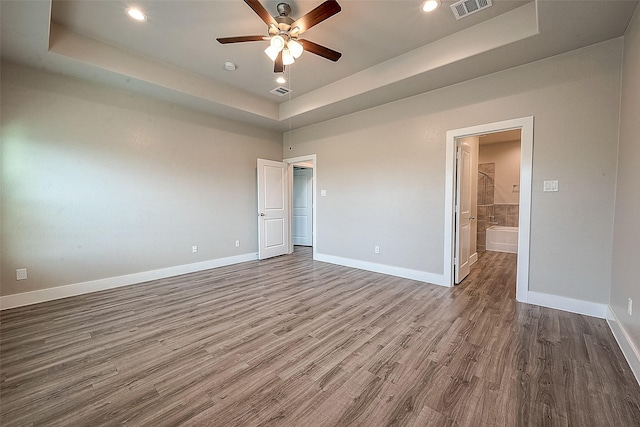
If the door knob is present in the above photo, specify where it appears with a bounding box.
[260,213,265,216]
[469,216,476,220]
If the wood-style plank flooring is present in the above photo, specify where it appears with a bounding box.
[1,248,640,426]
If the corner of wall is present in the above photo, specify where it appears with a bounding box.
[607,305,640,385]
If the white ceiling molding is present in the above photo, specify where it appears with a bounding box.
[279,2,538,121]
[46,2,538,127]
[48,23,279,122]
[1,0,637,130]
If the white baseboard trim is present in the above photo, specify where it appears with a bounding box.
[470,252,478,266]
[526,291,607,318]
[0,252,258,311]
[606,306,640,385]
[314,253,448,287]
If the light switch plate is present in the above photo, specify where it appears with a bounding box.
[16,268,27,280]
[543,180,559,192]
[321,190,327,197]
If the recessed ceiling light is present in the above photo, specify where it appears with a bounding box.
[422,0,441,13]
[126,7,147,22]
[276,76,287,84]
[224,62,237,71]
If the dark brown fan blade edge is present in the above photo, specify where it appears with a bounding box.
[274,51,284,73]
[217,35,265,44]
[299,40,341,62]
[291,0,341,34]
[244,0,276,26]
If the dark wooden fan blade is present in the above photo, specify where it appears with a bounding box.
[274,51,284,73]
[217,35,265,44]
[291,0,341,34]
[299,39,342,62]
[244,0,276,26]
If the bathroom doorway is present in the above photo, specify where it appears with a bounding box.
[445,117,533,302]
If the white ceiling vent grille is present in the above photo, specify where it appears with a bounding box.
[451,0,492,20]
[270,86,291,97]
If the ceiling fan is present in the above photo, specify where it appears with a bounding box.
[217,0,342,73]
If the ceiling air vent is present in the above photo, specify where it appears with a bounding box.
[270,86,291,97]
[451,0,492,20]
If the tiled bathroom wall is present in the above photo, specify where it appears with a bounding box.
[494,204,519,227]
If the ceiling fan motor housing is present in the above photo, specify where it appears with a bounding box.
[276,3,291,17]
[273,4,295,36]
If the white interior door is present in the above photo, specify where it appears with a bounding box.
[292,168,313,246]
[455,140,473,283]
[257,159,289,260]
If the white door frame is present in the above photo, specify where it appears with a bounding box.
[284,154,317,259]
[444,117,533,302]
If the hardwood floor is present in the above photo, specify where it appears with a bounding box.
[1,248,639,426]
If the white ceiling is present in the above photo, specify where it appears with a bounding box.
[1,1,638,130]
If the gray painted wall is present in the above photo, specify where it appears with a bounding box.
[284,39,623,304]
[1,62,283,296]
[610,10,640,347]
[0,36,628,307]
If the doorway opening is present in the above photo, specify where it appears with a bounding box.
[285,155,317,259]
[445,117,533,302]
[293,166,313,248]
[477,130,522,256]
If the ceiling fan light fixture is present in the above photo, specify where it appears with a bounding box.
[270,35,286,51]
[125,7,147,21]
[282,48,295,65]
[288,40,304,58]
[422,0,440,13]
[265,45,281,61]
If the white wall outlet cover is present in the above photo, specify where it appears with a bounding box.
[374,245,380,254]
[192,245,198,253]
[235,240,240,247]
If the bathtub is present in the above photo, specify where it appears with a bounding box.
[486,226,518,254]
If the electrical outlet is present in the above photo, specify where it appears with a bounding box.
[628,298,633,316]
[235,240,240,247]
[374,245,380,254]
[192,245,198,253]
[16,268,27,281]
